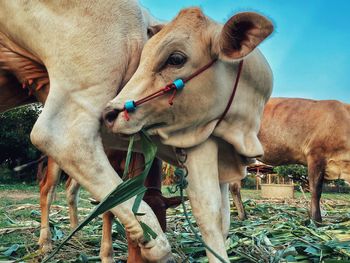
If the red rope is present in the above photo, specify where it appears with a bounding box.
[124,110,130,121]
[216,60,244,127]
[132,59,218,109]
[122,60,218,120]
[134,84,175,106]
[122,58,244,125]
[182,59,217,83]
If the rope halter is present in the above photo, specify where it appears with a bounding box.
[121,59,244,126]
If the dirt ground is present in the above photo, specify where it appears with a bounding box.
[0,184,349,262]
[0,189,37,200]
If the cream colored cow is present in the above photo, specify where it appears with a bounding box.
[103,8,274,262]
[0,1,173,262]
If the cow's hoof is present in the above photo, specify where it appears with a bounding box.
[310,213,322,226]
[100,256,115,263]
[141,252,174,263]
[313,219,322,227]
[38,241,53,254]
[100,248,115,263]
[238,213,248,221]
[38,228,53,254]
[140,234,173,262]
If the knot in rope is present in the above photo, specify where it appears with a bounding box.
[174,167,188,188]
[122,80,184,121]
[168,167,188,194]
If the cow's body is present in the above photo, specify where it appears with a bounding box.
[0,41,183,263]
[103,8,274,262]
[0,2,274,261]
[258,97,350,221]
[0,1,174,261]
[0,70,36,112]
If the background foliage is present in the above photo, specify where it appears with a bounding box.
[273,164,308,180]
[274,164,309,190]
[0,104,41,183]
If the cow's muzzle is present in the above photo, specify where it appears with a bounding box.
[102,106,121,129]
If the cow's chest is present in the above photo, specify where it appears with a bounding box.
[0,37,49,92]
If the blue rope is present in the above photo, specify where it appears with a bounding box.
[173,167,229,263]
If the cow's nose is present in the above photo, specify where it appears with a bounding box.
[102,106,121,128]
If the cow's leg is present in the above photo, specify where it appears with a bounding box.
[126,233,144,263]
[125,153,148,263]
[65,177,80,229]
[185,139,229,262]
[307,155,325,223]
[31,95,171,262]
[220,183,230,239]
[38,157,61,253]
[144,158,167,231]
[108,152,167,263]
[99,211,115,263]
[229,182,247,221]
[143,158,184,232]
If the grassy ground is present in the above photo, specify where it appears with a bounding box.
[0,183,349,262]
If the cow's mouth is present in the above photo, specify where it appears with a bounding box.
[144,122,166,131]
[143,122,167,135]
[118,133,136,139]
[116,122,166,139]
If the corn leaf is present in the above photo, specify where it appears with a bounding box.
[43,130,157,263]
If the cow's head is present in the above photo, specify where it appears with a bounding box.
[103,8,273,154]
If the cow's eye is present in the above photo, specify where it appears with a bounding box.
[166,52,187,67]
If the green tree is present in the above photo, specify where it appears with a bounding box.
[0,104,41,182]
[273,164,309,190]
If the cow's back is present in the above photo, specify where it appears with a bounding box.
[258,98,350,170]
[0,0,147,91]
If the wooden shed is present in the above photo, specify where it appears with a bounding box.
[260,173,294,199]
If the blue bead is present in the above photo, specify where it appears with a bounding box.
[173,79,185,90]
[124,100,136,112]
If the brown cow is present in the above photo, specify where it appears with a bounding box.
[231,97,350,223]
[258,97,350,222]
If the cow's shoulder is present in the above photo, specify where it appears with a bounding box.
[304,99,350,155]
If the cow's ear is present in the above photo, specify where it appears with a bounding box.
[147,24,164,38]
[217,12,273,60]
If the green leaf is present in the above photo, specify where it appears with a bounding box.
[43,130,158,263]
[304,246,320,256]
[285,255,296,262]
[140,221,158,241]
[132,192,145,214]
[3,244,19,257]
[122,135,134,180]
[77,253,89,263]
[51,226,64,241]
[113,219,126,239]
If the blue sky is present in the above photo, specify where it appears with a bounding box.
[140,1,349,103]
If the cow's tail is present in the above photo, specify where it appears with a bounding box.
[13,155,47,172]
